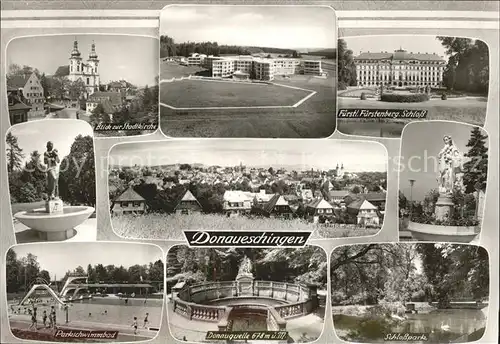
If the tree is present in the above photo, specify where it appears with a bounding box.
[89,103,110,125]
[6,132,24,172]
[462,127,488,193]
[38,270,51,283]
[337,39,357,88]
[437,37,489,94]
[67,79,87,99]
[39,73,50,99]
[6,249,21,293]
[47,76,70,99]
[21,150,46,199]
[58,135,96,207]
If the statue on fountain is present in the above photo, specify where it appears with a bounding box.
[44,141,63,213]
[435,135,463,221]
[437,135,462,195]
[236,256,254,281]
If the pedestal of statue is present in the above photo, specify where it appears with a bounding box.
[45,198,64,214]
[435,194,454,221]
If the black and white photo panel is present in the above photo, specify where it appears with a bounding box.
[337,35,489,138]
[107,139,387,240]
[5,242,165,342]
[159,5,337,138]
[398,121,489,243]
[166,245,326,343]
[6,34,159,137]
[331,242,490,343]
[5,120,97,244]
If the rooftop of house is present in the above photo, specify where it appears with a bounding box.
[262,194,290,213]
[115,187,145,202]
[88,91,123,107]
[6,75,30,89]
[306,198,334,209]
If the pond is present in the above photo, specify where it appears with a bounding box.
[333,308,486,343]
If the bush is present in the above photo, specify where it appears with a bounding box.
[338,81,348,91]
[360,92,367,100]
[380,93,430,103]
[441,93,448,100]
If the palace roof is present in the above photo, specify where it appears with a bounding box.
[355,50,443,62]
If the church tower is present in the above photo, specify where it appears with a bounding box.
[86,42,100,95]
[68,40,82,82]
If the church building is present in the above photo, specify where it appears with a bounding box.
[55,40,100,97]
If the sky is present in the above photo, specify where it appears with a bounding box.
[7,120,93,165]
[7,35,158,87]
[109,139,387,172]
[160,5,336,49]
[399,122,488,201]
[343,35,449,60]
[9,243,163,280]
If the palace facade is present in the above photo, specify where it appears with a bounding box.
[354,49,445,87]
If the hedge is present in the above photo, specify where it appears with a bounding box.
[380,93,430,103]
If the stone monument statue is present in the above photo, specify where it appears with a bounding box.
[236,256,254,296]
[43,141,63,213]
[435,135,463,221]
[237,256,253,277]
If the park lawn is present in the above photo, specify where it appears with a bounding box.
[111,213,376,240]
[337,97,487,138]
[160,76,336,138]
[161,79,312,108]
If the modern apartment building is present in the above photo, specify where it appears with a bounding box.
[188,53,325,81]
[354,48,446,87]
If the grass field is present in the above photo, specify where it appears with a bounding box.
[337,97,487,138]
[111,213,378,239]
[161,79,312,108]
[160,62,208,79]
[161,75,337,137]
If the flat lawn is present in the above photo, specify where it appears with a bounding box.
[161,79,312,108]
[337,97,487,138]
[160,61,208,79]
[160,76,336,138]
[111,212,376,240]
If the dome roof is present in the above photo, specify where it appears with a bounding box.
[89,42,98,59]
[71,40,81,57]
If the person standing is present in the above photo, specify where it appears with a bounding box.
[131,317,138,335]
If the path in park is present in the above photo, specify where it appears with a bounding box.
[166,301,324,343]
[9,316,157,342]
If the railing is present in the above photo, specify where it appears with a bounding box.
[173,280,319,324]
[172,298,226,322]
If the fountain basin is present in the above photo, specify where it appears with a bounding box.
[14,206,95,241]
[407,221,478,243]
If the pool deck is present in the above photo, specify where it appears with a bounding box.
[9,315,158,341]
